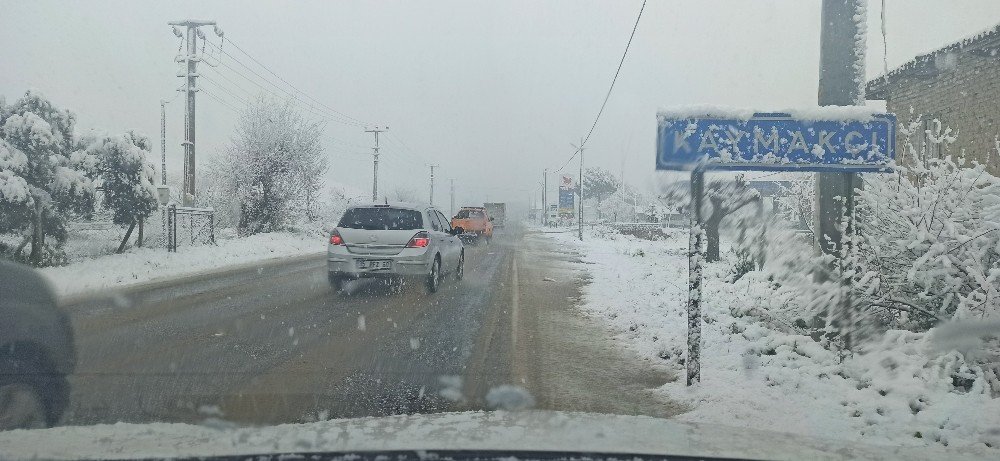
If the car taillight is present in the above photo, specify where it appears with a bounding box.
[406,231,430,248]
[329,230,344,245]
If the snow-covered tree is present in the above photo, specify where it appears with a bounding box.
[88,131,159,252]
[775,178,814,233]
[215,97,327,235]
[659,175,761,262]
[391,186,420,203]
[0,91,94,266]
[582,167,620,220]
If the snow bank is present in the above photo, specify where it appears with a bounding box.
[657,105,882,121]
[0,411,987,460]
[544,228,1000,454]
[40,231,325,298]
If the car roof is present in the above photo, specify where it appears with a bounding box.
[348,201,435,212]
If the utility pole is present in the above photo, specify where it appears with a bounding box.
[571,140,584,241]
[816,0,865,349]
[169,19,218,206]
[365,126,388,201]
[428,164,439,205]
[542,169,548,226]
[160,100,168,186]
[449,179,455,216]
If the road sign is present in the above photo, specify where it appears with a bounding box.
[656,112,896,172]
[559,175,575,216]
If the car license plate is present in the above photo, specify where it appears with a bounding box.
[357,259,391,270]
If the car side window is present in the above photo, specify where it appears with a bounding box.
[427,210,442,231]
[436,211,452,232]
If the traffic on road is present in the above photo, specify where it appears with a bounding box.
[2,2,999,461]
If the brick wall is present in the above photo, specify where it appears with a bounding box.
[883,49,1000,176]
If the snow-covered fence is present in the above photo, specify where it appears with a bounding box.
[163,205,216,251]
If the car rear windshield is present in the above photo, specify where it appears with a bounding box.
[456,209,484,219]
[338,207,423,230]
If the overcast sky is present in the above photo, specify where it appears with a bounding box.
[2,0,998,211]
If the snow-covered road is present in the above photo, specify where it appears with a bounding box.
[57,224,674,429]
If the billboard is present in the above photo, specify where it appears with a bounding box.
[559,175,575,217]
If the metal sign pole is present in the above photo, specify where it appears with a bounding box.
[687,168,704,386]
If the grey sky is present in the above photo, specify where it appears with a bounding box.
[2,0,998,211]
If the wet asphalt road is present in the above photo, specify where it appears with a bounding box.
[60,225,680,427]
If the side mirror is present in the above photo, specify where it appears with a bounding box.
[452,227,464,235]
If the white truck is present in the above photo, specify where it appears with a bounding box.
[483,202,506,228]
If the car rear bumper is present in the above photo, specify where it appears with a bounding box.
[327,254,431,278]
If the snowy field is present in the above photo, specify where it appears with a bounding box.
[543,227,1000,455]
[39,229,325,298]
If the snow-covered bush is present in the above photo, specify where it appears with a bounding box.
[0,91,94,266]
[763,117,999,378]
[853,128,999,327]
[210,98,328,236]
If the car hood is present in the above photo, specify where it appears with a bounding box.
[0,410,989,460]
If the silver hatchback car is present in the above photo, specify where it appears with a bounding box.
[328,203,465,293]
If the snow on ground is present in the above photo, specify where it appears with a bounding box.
[0,410,987,460]
[40,230,325,298]
[543,226,1000,455]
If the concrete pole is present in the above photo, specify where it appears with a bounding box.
[816,0,866,256]
[365,127,386,201]
[578,142,584,241]
[816,0,866,350]
[160,100,167,186]
[543,169,548,226]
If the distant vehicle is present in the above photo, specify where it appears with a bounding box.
[0,261,75,430]
[451,207,494,244]
[328,203,465,293]
[483,203,506,228]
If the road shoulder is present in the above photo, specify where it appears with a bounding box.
[514,229,684,418]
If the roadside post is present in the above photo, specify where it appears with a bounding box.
[656,109,895,385]
[687,167,704,385]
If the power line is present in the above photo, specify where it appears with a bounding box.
[554,150,579,173]
[201,64,256,100]
[199,73,251,107]
[581,0,646,148]
[199,88,242,113]
[205,40,361,126]
[225,37,369,126]
[551,0,646,172]
[202,38,367,127]
[383,132,434,165]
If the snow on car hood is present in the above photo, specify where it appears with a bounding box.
[0,411,990,461]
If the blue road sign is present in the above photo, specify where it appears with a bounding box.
[656,112,896,172]
[559,187,574,209]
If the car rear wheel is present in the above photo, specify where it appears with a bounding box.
[455,251,465,281]
[426,257,441,293]
[0,383,47,430]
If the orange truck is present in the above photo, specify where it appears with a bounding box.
[451,206,494,244]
